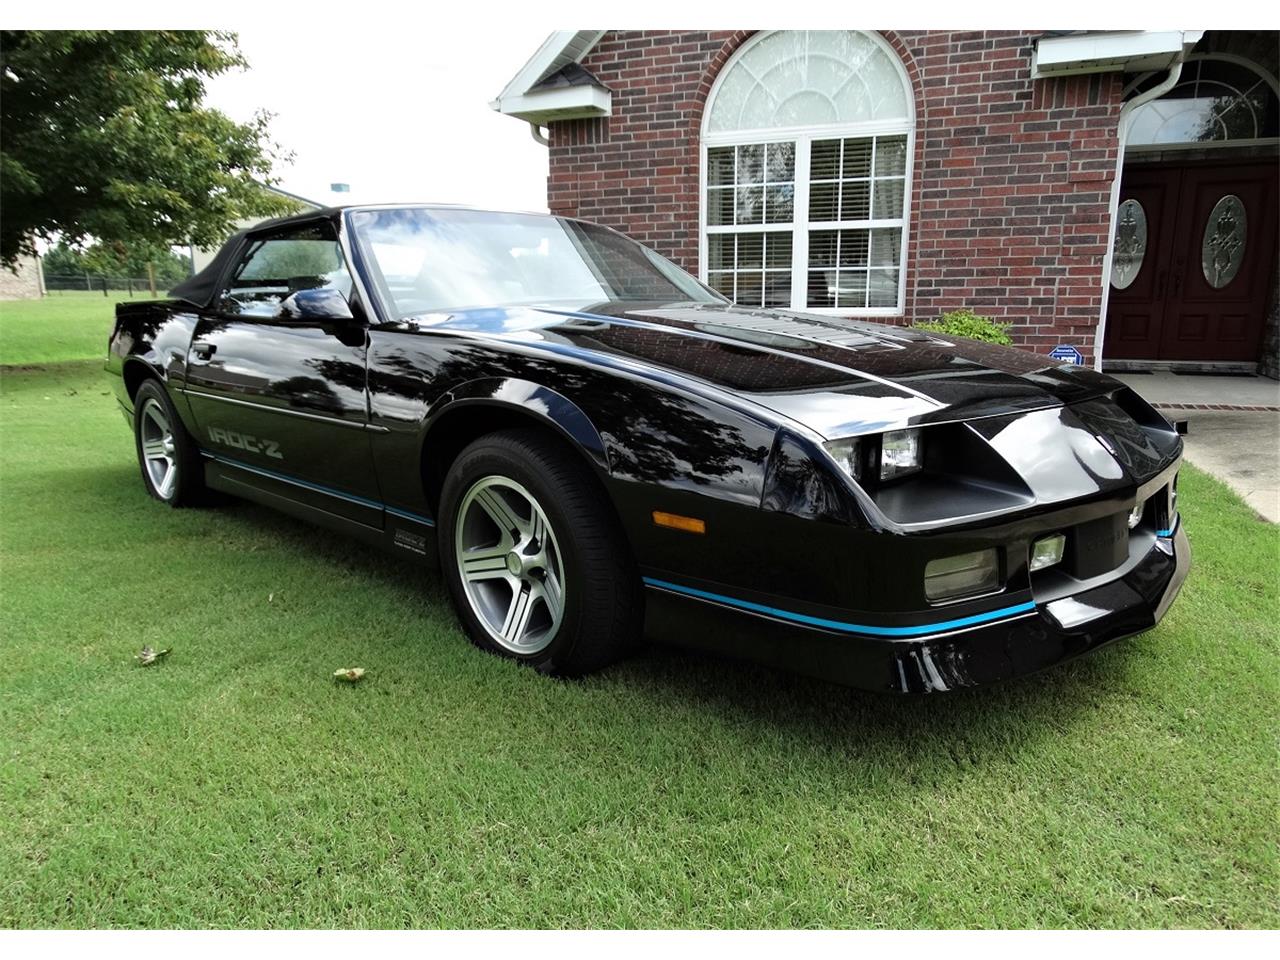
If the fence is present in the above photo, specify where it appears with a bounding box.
[43,273,172,298]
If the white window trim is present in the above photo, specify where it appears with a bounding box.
[698,31,916,317]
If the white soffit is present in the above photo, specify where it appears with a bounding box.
[1032,31,1204,78]
[491,30,610,124]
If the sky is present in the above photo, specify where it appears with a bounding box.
[202,26,553,213]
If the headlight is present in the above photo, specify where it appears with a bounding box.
[823,437,864,482]
[823,429,924,484]
[880,428,922,481]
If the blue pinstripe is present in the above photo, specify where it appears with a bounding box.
[642,577,1037,638]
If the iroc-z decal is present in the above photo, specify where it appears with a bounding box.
[208,426,283,459]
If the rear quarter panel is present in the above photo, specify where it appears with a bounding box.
[108,301,200,430]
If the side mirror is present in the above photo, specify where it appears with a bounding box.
[275,287,356,323]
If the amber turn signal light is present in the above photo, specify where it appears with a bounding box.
[652,511,706,534]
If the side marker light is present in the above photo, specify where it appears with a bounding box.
[652,511,706,534]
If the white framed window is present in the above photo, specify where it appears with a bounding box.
[700,31,915,316]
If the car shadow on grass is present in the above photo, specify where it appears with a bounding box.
[618,640,1131,745]
[86,473,1143,770]
[233,495,1136,741]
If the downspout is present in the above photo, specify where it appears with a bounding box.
[528,121,550,146]
[1093,43,1194,371]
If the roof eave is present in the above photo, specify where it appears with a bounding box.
[491,84,613,125]
[493,29,607,115]
[1031,30,1204,79]
[262,183,324,210]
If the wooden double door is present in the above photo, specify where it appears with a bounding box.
[1104,160,1278,362]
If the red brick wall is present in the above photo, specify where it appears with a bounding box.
[549,32,744,272]
[546,30,1126,364]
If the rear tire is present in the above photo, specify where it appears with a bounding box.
[133,379,207,507]
[439,429,642,676]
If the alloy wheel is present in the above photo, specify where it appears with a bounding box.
[139,397,178,500]
[454,475,566,654]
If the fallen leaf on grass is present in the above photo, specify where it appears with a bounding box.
[135,645,171,666]
[333,667,365,683]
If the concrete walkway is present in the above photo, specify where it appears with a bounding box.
[1110,372,1279,521]
[1110,373,1279,522]
[1170,410,1280,523]
[1113,371,1280,411]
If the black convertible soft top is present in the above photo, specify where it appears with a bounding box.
[168,208,343,308]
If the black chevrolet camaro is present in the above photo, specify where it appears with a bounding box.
[106,204,1189,692]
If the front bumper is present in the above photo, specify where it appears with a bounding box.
[644,520,1190,693]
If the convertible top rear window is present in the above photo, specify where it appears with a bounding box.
[349,207,725,318]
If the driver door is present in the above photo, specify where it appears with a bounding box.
[182,221,382,526]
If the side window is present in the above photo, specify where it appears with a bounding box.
[221,225,354,318]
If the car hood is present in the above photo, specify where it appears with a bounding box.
[408,301,1121,439]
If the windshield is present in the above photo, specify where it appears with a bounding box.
[348,207,726,318]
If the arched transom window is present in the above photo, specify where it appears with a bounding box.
[701,31,915,314]
[1126,55,1280,148]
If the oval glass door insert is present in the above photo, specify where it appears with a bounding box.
[1202,195,1247,289]
[1111,198,1147,290]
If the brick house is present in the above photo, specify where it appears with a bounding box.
[493,30,1279,379]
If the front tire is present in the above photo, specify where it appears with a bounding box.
[439,429,641,676]
[132,379,206,507]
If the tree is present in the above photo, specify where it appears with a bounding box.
[81,241,193,286]
[40,239,194,286]
[39,241,88,278]
[1,30,300,269]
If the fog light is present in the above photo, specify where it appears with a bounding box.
[1127,500,1144,530]
[1029,534,1066,572]
[880,428,922,481]
[925,548,1000,602]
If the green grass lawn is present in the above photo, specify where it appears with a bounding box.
[1,360,1277,929]
[0,293,132,366]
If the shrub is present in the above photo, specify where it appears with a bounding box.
[914,308,1014,346]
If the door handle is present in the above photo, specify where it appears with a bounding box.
[192,341,217,360]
